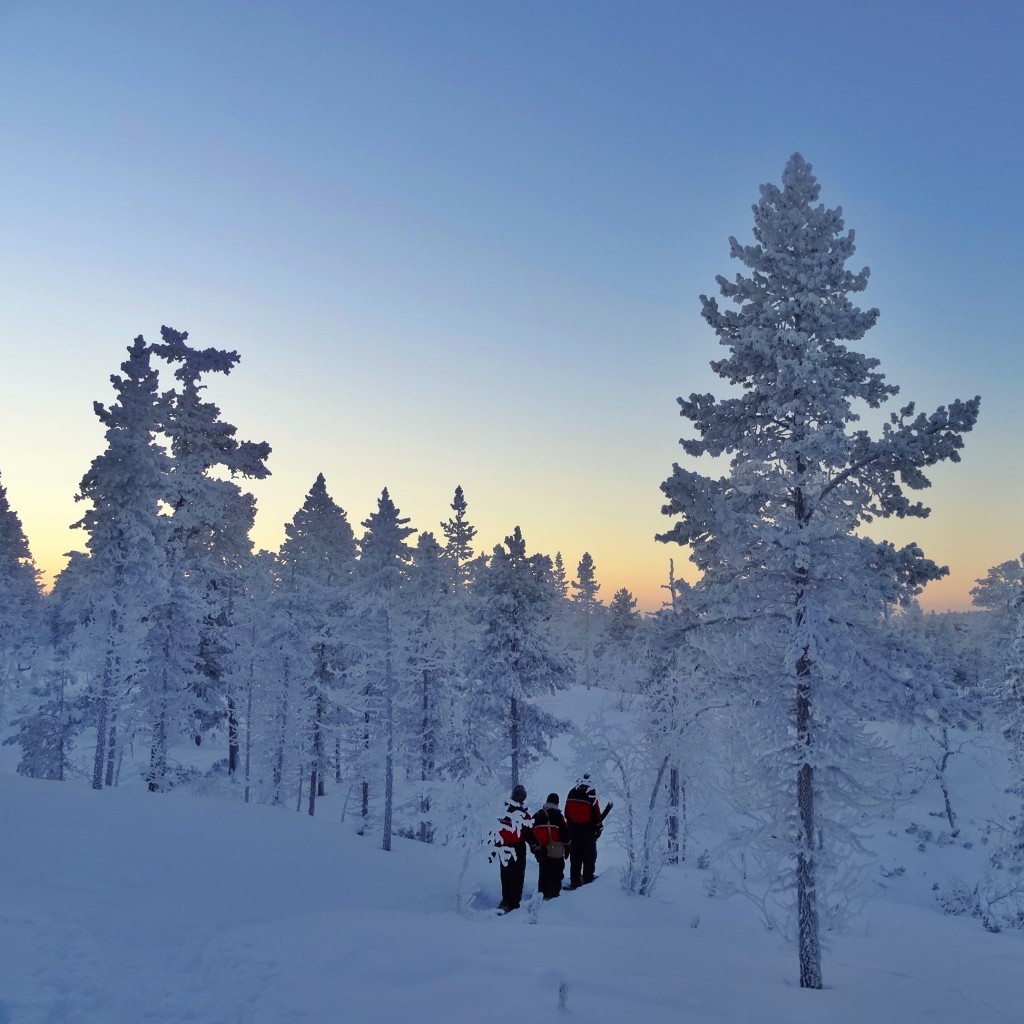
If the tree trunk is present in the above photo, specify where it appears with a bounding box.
[272,671,290,806]
[308,765,318,816]
[792,488,822,990]
[938,729,958,834]
[92,692,108,791]
[796,649,822,990]
[510,695,520,785]
[149,707,167,793]
[104,717,117,788]
[419,667,434,843]
[227,695,239,775]
[244,667,254,804]
[383,631,394,852]
[667,764,681,864]
[309,694,324,816]
[360,696,371,835]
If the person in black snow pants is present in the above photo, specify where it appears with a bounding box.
[564,774,612,889]
[529,793,570,899]
[493,784,533,912]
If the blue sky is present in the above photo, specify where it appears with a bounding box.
[1,0,1021,610]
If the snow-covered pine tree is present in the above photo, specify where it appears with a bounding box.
[4,557,81,782]
[70,336,172,790]
[277,474,356,816]
[891,606,986,837]
[468,526,571,788]
[658,154,980,988]
[972,554,1024,863]
[6,663,78,780]
[351,488,416,850]
[437,486,481,769]
[5,573,85,782]
[0,472,45,732]
[403,531,454,842]
[570,552,603,689]
[552,552,570,602]
[221,550,279,804]
[605,588,640,654]
[971,554,1024,657]
[24,553,96,779]
[151,326,271,776]
[261,552,309,807]
[595,587,642,699]
[440,484,477,589]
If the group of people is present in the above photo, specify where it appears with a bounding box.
[493,775,613,912]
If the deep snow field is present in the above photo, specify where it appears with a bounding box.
[3,690,1024,1024]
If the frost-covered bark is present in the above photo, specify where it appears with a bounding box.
[659,154,980,988]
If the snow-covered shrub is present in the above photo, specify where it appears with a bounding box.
[938,875,1024,932]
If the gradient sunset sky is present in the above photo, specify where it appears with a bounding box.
[1,1,1021,612]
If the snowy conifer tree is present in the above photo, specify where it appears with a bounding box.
[437,486,481,768]
[0,472,44,731]
[351,488,416,849]
[605,588,640,654]
[570,552,603,689]
[404,531,454,842]
[890,605,987,836]
[658,154,980,987]
[221,551,279,804]
[71,337,172,790]
[552,552,570,602]
[972,555,1024,863]
[468,527,571,787]
[595,587,642,698]
[440,484,477,589]
[277,474,356,815]
[151,326,271,776]
[5,571,83,784]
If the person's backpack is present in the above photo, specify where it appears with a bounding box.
[565,785,595,825]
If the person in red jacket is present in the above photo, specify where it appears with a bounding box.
[529,793,571,899]
[564,773,612,889]
[493,784,533,912]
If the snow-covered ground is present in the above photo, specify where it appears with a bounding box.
[4,697,1024,1023]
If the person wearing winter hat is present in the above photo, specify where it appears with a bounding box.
[493,783,534,912]
[564,773,612,889]
[528,792,571,899]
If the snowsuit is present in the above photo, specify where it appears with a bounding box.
[530,802,570,899]
[496,799,533,910]
[564,783,609,887]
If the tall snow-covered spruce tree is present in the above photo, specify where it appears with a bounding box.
[0,472,44,733]
[277,474,356,817]
[469,527,570,788]
[71,336,172,790]
[658,154,979,988]
[351,488,416,850]
[150,326,271,782]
